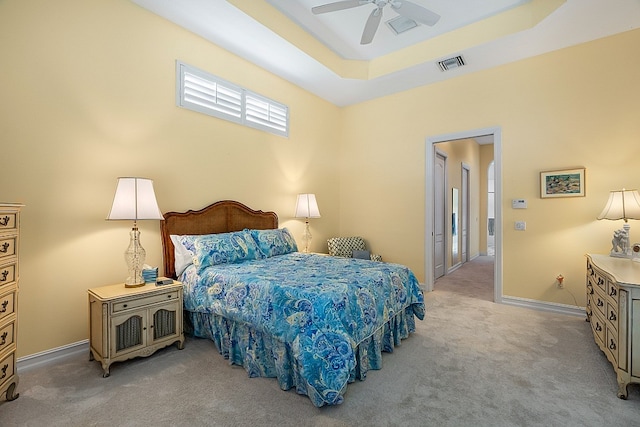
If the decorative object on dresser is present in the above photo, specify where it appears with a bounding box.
[0,203,22,402]
[597,189,640,258]
[585,254,640,399]
[88,280,184,377]
[106,177,164,287]
[294,193,321,253]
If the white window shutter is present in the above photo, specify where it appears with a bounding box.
[176,61,288,137]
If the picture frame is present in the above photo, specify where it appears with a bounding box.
[540,168,585,198]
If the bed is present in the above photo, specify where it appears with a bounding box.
[161,200,425,407]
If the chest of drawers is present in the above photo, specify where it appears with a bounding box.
[586,254,640,398]
[0,203,22,402]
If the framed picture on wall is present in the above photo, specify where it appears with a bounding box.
[540,168,585,198]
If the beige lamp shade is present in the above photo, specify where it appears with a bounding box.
[597,189,640,222]
[294,193,321,219]
[107,177,164,221]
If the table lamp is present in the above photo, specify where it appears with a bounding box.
[107,177,164,287]
[294,193,321,253]
[597,189,640,258]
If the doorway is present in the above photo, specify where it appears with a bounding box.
[425,127,502,302]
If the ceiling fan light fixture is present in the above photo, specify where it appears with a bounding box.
[387,15,418,35]
[438,55,466,71]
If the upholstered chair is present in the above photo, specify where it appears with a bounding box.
[326,236,382,262]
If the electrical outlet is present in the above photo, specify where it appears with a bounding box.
[514,221,526,231]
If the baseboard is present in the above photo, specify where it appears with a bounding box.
[501,295,585,317]
[17,339,89,372]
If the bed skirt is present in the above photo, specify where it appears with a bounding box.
[185,306,419,407]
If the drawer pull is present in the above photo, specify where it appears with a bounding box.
[0,242,9,253]
[598,277,605,286]
[587,285,594,295]
[0,270,8,282]
[609,288,617,297]
[597,298,604,307]
[0,217,9,227]
[123,304,128,308]
[0,364,7,379]
[167,295,172,299]
[609,340,617,351]
[0,331,6,345]
[0,300,7,313]
[609,311,617,321]
[596,323,602,332]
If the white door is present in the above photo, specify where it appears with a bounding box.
[461,165,470,263]
[434,152,446,279]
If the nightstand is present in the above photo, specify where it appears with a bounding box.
[88,280,185,377]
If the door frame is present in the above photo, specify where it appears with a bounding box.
[425,127,503,303]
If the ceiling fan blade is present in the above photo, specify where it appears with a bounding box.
[360,7,383,45]
[312,0,368,15]
[391,0,440,26]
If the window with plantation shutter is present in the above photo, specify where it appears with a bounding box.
[176,61,289,137]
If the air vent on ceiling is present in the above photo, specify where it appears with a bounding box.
[438,55,466,72]
[386,16,418,35]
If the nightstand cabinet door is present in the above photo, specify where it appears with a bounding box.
[110,309,147,357]
[88,282,184,377]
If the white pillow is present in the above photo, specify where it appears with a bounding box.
[170,234,197,277]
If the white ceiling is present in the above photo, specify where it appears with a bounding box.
[131,0,640,106]
[266,0,529,60]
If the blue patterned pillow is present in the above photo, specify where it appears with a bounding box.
[192,230,264,270]
[250,228,298,257]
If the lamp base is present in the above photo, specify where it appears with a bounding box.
[124,226,146,288]
[301,220,312,253]
[609,224,631,258]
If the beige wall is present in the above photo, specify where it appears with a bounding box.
[2,0,640,358]
[340,29,640,307]
[1,0,342,357]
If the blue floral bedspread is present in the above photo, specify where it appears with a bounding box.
[180,252,425,406]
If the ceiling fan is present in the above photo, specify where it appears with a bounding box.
[312,0,440,45]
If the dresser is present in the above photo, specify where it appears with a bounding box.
[88,281,184,377]
[586,254,640,399]
[0,203,22,402]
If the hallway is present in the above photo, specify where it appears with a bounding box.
[434,256,494,302]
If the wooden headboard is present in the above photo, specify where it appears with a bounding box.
[160,200,279,279]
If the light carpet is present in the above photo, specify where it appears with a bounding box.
[2,256,640,426]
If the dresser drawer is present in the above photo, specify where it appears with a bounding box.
[0,351,16,388]
[606,327,619,365]
[606,300,619,331]
[0,237,16,263]
[590,310,606,346]
[0,321,15,354]
[0,291,16,323]
[112,290,180,313]
[606,280,619,303]
[0,263,16,287]
[0,213,17,233]
[593,292,606,318]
